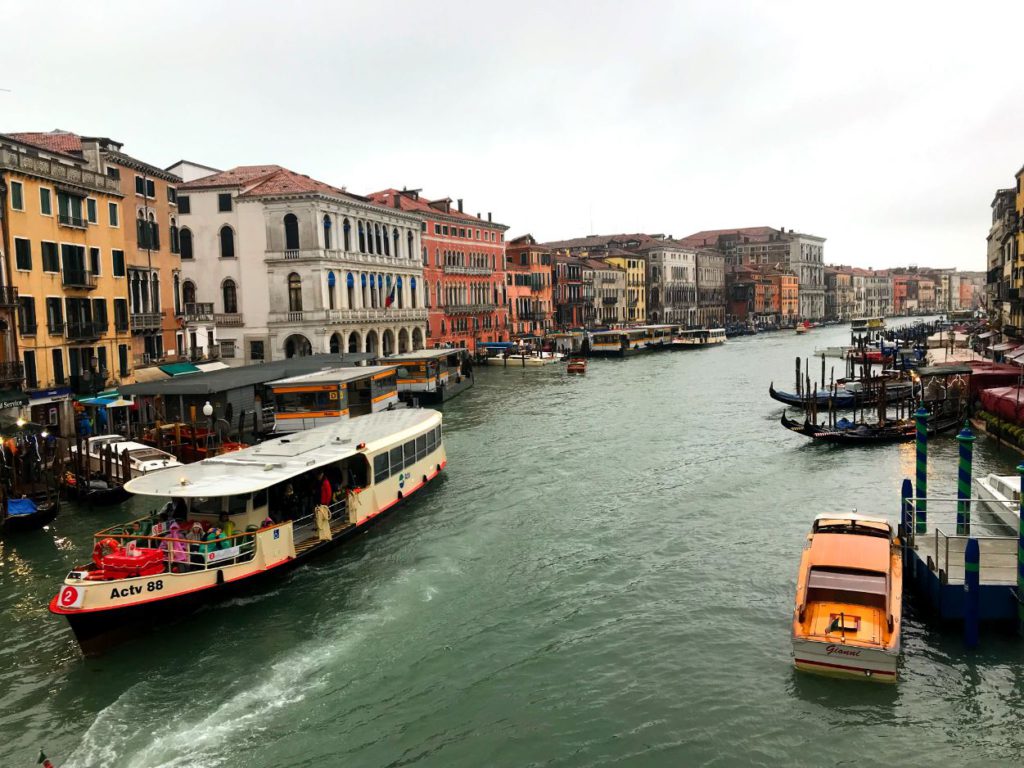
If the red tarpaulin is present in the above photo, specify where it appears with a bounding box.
[980,386,1024,424]
[966,362,1024,398]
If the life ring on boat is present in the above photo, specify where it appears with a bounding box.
[92,537,121,567]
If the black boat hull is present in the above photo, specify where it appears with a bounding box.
[1,499,59,534]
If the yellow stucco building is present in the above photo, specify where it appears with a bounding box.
[601,252,646,323]
[1,134,134,432]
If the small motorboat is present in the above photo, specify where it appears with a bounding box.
[795,322,811,335]
[793,513,901,683]
[975,473,1020,530]
[567,356,587,375]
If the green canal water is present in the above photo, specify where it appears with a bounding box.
[4,323,1024,767]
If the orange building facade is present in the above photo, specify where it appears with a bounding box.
[505,234,554,337]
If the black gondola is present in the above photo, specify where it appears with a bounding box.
[0,420,62,534]
[769,382,914,410]
[780,411,962,445]
[0,493,60,534]
[58,472,130,506]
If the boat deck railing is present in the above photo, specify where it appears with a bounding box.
[903,495,1018,585]
[90,526,261,574]
[291,498,348,545]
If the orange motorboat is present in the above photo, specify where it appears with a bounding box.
[792,513,901,683]
[567,356,587,375]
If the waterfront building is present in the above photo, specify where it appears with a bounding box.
[680,226,825,320]
[552,254,592,327]
[0,133,133,433]
[850,268,894,318]
[171,165,427,364]
[918,277,936,312]
[824,266,856,321]
[600,251,646,323]
[505,234,554,336]
[581,258,626,326]
[8,132,184,371]
[987,187,1018,333]
[695,250,726,327]
[638,240,696,325]
[367,189,508,350]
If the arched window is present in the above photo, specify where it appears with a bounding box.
[180,228,194,260]
[436,280,442,307]
[346,272,355,308]
[288,272,302,312]
[284,213,300,251]
[394,229,400,257]
[374,223,382,254]
[183,280,196,307]
[422,246,427,266]
[170,217,180,254]
[323,215,332,249]
[220,225,235,258]
[147,212,160,250]
[396,276,404,308]
[343,219,351,251]
[358,221,366,253]
[382,225,391,256]
[222,279,237,314]
[410,277,417,308]
[408,231,415,260]
[327,271,336,310]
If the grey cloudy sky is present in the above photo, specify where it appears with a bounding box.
[5,0,1023,270]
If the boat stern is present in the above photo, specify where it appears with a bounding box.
[792,636,898,683]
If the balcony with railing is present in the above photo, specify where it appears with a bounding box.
[0,286,18,307]
[47,321,65,336]
[130,311,164,331]
[19,321,37,336]
[184,303,214,323]
[446,303,498,315]
[0,360,24,384]
[66,321,107,340]
[214,313,244,326]
[62,270,98,290]
[443,264,492,275]
[268,307,428,324]
[59,213,87,229]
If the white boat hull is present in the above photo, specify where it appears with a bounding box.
[484,355,562,366]
[792,637,898,683]
[975,475,1020,530]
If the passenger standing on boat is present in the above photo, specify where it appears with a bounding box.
[318,470,333,507]
[218,512,236,537]
[282,483,300,521]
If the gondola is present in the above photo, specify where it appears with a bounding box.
[0,493,60,534]
[780,411,962,445]
[768,381,914,410]
[58,471,130,506]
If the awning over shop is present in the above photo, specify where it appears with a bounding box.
[159,362,200,377]
[196,362,229,372]
[991,342,1017,352]
[132,366,171,384]
[1006,347,1024,361]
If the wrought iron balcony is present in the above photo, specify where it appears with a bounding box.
[19,321,37,336]
[62,270,98,290]
[58,213,87,229]
[0,286,18,307]
[130,312,164,331]
[47,321,65,335]
[66,321,107,340]
[443,264,492,275]
[214,312,244,326]
[0,360,24,383]
[446,303,497,314]
[184,303,214,322]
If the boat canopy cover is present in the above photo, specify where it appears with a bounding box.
[124,408,442,498]
[807,532,889,573]
[808,569,887,596]
[7,497,38,517]
[980,387,1024,424]
[915,365,973,377]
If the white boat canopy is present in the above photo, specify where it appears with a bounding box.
[124,408,442,498]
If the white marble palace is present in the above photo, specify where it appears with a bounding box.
[167,162,427,365]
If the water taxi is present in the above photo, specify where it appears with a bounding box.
[266,365,399,433]
[49,408,447,654]
[71,434,182,479]
[670,328,727,349]
[566,356,587,374]
[795,321,811,335]
[479,342,562,367]
[388,348,473,403]
[792,513,901,683]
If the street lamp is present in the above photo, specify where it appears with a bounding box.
[202,400,214,440]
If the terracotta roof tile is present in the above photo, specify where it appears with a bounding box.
[366,189,507,228]
[5,130,83,155]
[179,165,285,190]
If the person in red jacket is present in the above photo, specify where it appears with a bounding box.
[318,470,333,506]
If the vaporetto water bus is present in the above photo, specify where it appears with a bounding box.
[49,408,447,654]
[589,326,675,357]
[669,328,727,349]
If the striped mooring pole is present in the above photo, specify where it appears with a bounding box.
[964,537,980,649]
[915,406,929,535]
[1018,463,1024,636]
[900,477,913,542]
[956,423,975,536]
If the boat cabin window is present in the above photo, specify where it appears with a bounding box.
[274,388,340,413]
[227,493,249,516]
[404,440,416,468]
[371,425,440,485]
[807,568,886,610]
[254,487,268,510]
[373,453,388,484]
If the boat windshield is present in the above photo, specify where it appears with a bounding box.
[813,519,890,538]
[189,495,248,517]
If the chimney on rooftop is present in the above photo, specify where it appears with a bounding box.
[476,212,481,219]
[457,198,463,213]
[487,212,492,222]
[393,192,402,209]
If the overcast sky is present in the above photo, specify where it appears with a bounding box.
[4,1,1022,270]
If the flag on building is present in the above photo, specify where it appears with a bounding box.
[385,281,397,309]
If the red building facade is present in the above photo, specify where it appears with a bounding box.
[368,189,508,349]
[505,234,554,337]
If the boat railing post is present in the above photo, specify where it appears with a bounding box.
[915,406,929,535]
[964,537,980,649]
[956,423,975,536]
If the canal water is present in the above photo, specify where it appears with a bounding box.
[3,323,1024,767]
